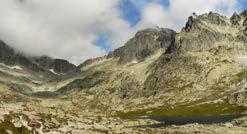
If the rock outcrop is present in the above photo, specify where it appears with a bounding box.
[178,12,227,52]
[240,10,247,18]
[0,40,77,74]
[230,12,241,25]
[243,18,247,27]
[53,59,77,74]
[108,28,176,64]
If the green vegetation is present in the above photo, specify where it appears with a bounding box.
[117,103,247,119]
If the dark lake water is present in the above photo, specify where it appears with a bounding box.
[133,114,247,128]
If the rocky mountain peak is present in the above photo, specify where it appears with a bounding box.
[230,12,241,25]
[201,11,228,25]
[183,16,200,32]
[0,40,77,75]
[174,11,247,52]
[108,28,176,64]
[183,12,228,33]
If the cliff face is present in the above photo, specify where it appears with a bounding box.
[108,28,176,64]
[53,59,77,74]
[144,10,247,106]
[173,12,247,52]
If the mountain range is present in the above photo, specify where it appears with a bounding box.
[0,10,247,133]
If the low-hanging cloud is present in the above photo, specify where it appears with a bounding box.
[136,0,238,31]
[0,0,135,65]
[0,0,239,65]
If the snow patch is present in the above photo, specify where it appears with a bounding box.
[49,69,60,75]
[132,60,138,64]
[49,69,65,75]
[0,63,22,70]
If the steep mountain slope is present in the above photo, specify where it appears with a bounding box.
[53,28,177,112]
[0,40,78,97]
[144,11,247,106]
[63,11,247,112]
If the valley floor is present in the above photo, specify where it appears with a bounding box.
[0,91,247,134]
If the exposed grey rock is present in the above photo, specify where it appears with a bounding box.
[108,28,176,64]
[0,40,46,72]
[33,56,78,74]
[240,10,247,18]
[32,56,54,69]
[183,16,201,32]
[7,83,33,96]
[180,29,223,52]
[243,18,247,27]
[244,27,247,36]
[0,40,77,76]
[0,40,15,65]
[53,59,77,74]
[230,12,241,25]
[176,12,238,52]
[56,71,107,94]
[200,12,228,26]
[78,57,105,69]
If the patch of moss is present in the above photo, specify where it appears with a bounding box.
[151,103,247,118]
[117,103,247,119]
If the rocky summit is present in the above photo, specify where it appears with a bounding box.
[1,10,247,134]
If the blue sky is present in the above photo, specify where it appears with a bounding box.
[118,0,170,26]
[95,0,171,50]
[95,0,247,52]
[0,0,246,64]
[237,0,247,10]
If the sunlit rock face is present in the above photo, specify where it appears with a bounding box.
[175,12,247,52]
[108,28,176,64]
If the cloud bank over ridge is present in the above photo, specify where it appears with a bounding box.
[0,0,239,64]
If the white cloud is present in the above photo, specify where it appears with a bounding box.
[0,0,134,65]
[0,0,239,65]
[136,0,238,31]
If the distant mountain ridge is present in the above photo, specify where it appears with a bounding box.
[0,40,77,75]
